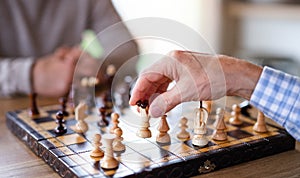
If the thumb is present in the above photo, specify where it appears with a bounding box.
[149,86,182,118]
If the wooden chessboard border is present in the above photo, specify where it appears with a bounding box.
[6,109,296,178]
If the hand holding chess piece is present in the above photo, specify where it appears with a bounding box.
[156,115,171,144]
[74,102,89,134]
[229,104,243,126]
[136,100,152,138]
[90,134,104,160]
[176,116,190,140]
[212,108,227,141]
[253,110,268,133]
[192,102,209,147]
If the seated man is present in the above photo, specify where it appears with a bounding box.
[0,0,138,97]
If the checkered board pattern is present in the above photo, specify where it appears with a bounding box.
[6,104,295,178]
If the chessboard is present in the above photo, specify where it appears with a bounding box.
[6,100,295,178]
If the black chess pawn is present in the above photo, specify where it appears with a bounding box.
[59,96,69,117]
[98,107,109,127]
[29,92,40,116]
[55,111,67,135]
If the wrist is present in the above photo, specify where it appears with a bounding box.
[220,55,263,100]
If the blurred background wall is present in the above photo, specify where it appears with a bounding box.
[112,0,300,76]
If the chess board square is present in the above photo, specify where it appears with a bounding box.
[33,117,55,124]
[69,154,88,165]
[22,119,43,132]
[56,133,86,145]
[68,142,93,154]
[60,156,78,167]
[70,166,89,177]
[38,130,53,139]
[119,152,157,173]
[126,139,158,152]
[81,163,101,175]
[48,128,76,137]
[138,147,174,163]
[162,142,196,158]
[39,121,57,130]
[227,129,253,139]
[48,138,64,148]
[58,146,75,156]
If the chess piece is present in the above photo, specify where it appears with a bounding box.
[113,128,125,152]
[98,107,109,127]
[104,65,116,115]
[176,116,190,140]
[29,92,39,117]
[74,102,89,133]
[136,100,151,138]
[212,108,227,141]
[55,111,67,135]
[59,96,69,117]
[203,100,212,114]
[90,134,104,159]
[101,133,119,169]
[253,110,268,133]
[192,105,209,147]
[110,113,120,133]
[156,115,171,144]
[229,104,243,126]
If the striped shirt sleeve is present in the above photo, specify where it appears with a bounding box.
[250,66,300,141]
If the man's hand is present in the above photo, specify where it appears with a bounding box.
[32,46,82,97]
[129,50,262,118]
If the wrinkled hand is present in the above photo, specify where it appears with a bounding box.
[129,51,262,117]
[32,46,82,97]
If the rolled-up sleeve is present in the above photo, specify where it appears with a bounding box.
[0,57,34,96]
[250,66,300,141]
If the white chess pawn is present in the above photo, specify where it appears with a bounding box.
[156,115,171,144]
[192,107,209,147]
[229,104,243,126]
[176,116,190,140]
[136,107,151,138]
[212,108,227,141]
[90,134,104,159]
[110,113,120,134]
[113,128,125,152]
[74,102,88,133]
[253,110,268,133]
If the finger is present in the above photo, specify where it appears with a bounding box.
[64,49,83,66]
[129,73,170,106]
[54,46,71,59]
[149,85,181,118]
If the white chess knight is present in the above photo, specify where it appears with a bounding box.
[74,102,89,133]
[136,107,151,138]
[192,106,209,147]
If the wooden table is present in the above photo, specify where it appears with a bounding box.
[0,97,299,178]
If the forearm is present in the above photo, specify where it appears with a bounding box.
[0,57,34,97]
